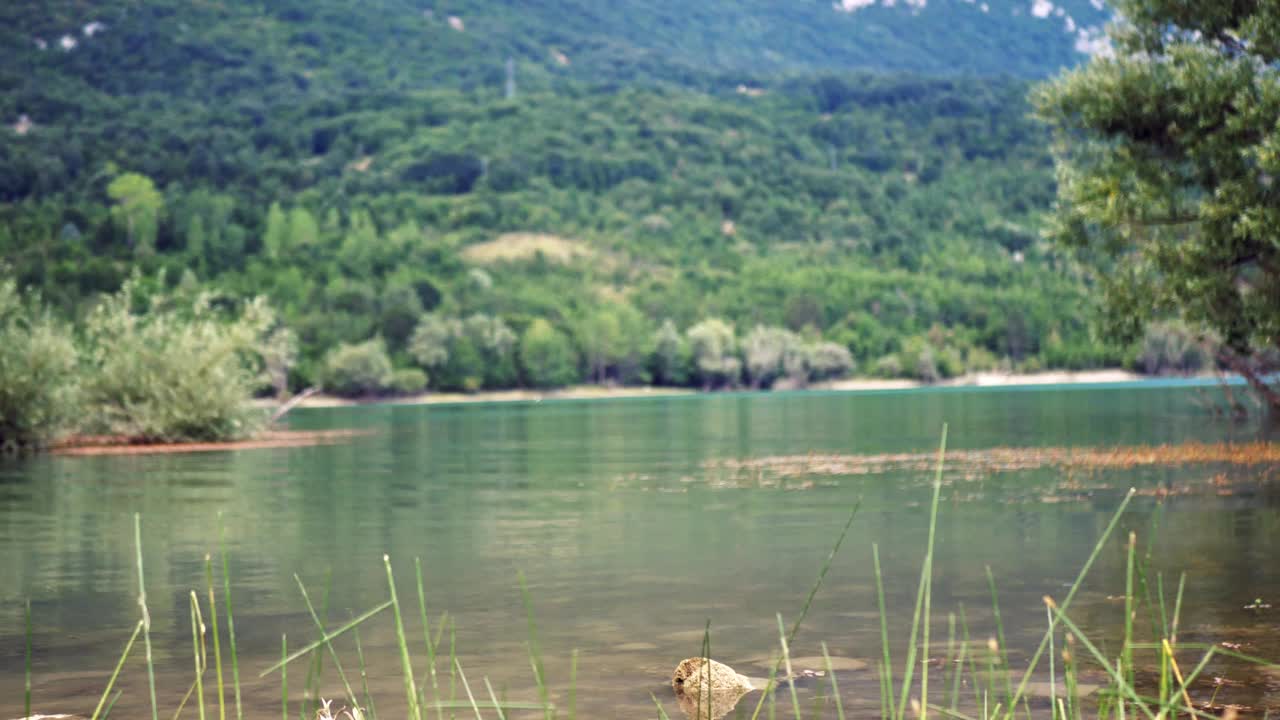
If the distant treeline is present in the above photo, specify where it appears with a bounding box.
[2,69,1137,392]
[0,0,1135,399]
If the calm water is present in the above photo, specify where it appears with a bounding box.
[2,382,1279,719]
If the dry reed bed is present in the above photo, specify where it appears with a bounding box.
[705,442,1280,480]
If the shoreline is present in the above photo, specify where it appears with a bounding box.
[259,369,1192,411]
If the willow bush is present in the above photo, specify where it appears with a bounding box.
[81,278,273,442]
[0,280,80,449]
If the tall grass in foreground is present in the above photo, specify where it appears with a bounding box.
[16,428,1280,720]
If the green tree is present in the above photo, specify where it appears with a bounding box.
[262,202,288,259]
[576,303,651,384]
[107,173,163,254]
[686,318,740,389]
[1034,1,1280,411]
[650,319,691,386]
[520,318,578,389]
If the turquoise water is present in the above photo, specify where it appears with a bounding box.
[1,383,1278,718]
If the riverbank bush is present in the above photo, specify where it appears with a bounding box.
[81,279,273,442]
[0,280,80,448]
[322,338,396,397]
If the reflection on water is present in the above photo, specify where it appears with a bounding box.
[0,383,1278,718]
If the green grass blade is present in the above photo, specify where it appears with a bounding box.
[1005,487,1136,718]
[135,513,159,720]
[1171,573,1185,645]
[191,591,208,720]
[353,623,377,720]
[897,425,948,720]
[281,635,288,720]
[90,621,144,720]
[777,614,803,720]
[1123,532,1136,688]
[218,513,243,720]
[570,648,579,720]
[649,692,673,720]
[204,556,226,720]
[384,554,424,720]
[1046,601,1157,720]
[24,597,32,719]
[984,567,1013,710]
[453,658,485,720]
[517,571,552,720]
[822,642,846,720]
[749,501,861,720]
[874,544,896,720]
[259,600,393,676]
[294,573,358,706]
[1045,602,1055,720]
[101,690,123,720]
[484,677,508,720]
[416,557,444,720]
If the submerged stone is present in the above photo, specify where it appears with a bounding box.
[672,657,756,719]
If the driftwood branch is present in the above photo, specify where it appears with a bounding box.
[270,387,320,424]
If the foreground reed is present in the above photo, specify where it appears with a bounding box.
[16,427,1279,720]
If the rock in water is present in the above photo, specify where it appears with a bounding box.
[672,657,756,720]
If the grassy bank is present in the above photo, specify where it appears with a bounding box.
[16,428,1278,720]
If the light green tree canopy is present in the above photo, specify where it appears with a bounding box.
[1034,0,1280,409]
[106,172,163,254]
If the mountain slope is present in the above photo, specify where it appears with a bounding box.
[1,0,1109,93]
[0,1,1126,389]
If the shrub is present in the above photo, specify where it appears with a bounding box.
[322,338,395,397]
[82,279,271,442]
[1138,321,1214,376]
[0,280,81,448]
[807,341,855,381]
[390,368,428,395]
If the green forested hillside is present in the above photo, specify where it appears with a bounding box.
[0,0,1125,393]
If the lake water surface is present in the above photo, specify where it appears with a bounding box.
[2,382,1279,719]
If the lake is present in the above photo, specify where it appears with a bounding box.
[2,381,1279,719]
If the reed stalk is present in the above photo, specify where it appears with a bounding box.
[821,642,846,720]
[259,601,392,677]
[518,571,552,720]
[218,513,243,720]
[484,677,508,720]
[416,557,445,720]
[896,425,948,720]
[1004,488,1136,719]
[353,623,377,720]
[135,513,159,720]
[749,501,860,720]
[383,554,424,720]
[281,635,288,720]
[776,614,802,720]
[91,621,144,720]
[874,544,896,720]
[190,591,208,720]
[204,556,226,720]
[24,597,32,719]
[294,573,358,706]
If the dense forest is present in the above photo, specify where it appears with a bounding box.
[1,0,1155,403]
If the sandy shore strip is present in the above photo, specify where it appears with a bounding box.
[252,384,697,410]
[814,369,1146,392]
[257,369,1186,411]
